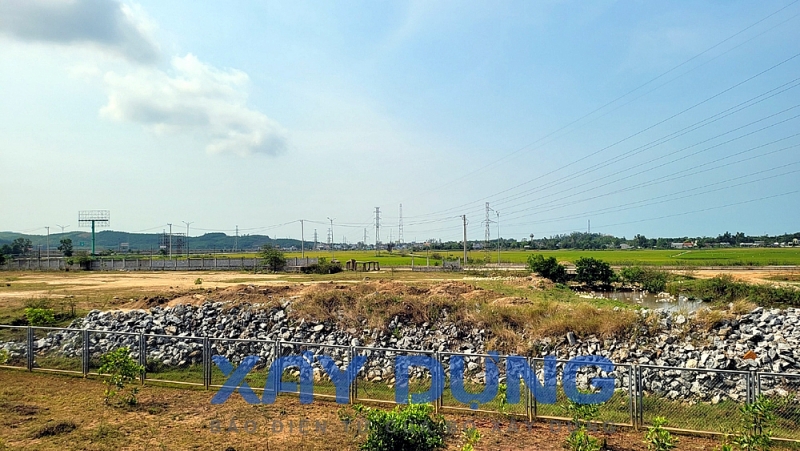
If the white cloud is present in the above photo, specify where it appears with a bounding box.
[100,54,288,157]
[0,0,159,63]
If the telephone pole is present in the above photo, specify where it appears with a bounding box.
[461,215,468,265]
[374,207,381,255]
[299,220,305,257]
[327,217,334,258]
[167,223,173,258]
[313,229,318,250]
[234,225,239,252]
[45,226,49,263]
[496,211,500,266]
[182,221,193,257]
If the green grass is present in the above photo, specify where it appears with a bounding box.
[235,248,800,267]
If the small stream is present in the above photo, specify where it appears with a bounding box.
[578,289,705,312]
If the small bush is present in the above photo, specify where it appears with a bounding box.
[99,347,144,405]
[356,403,447,451]
[644,417,677,451]
[575,257,614,286]
[302,257,343,274]
[460,426,481,451]
[24,307,55,326]
[0,349,9,365]
[194,278,203,285]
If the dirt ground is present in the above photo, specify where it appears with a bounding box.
[0,369,721,451]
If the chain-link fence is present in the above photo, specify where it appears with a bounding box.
[5,323,800,442]
[354,346,435,406]
[31,326,83,373]
[143,333,205,386]
[532,359,633,427]
[0,325,28,369]
[639,365,750,433]
[439,352,529,417]
[758,372,800,440]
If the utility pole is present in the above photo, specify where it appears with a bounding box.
[363,228,367,249]
[327,217,334,258]
[374,207,381,256]
[588,220,591,234]
[56,224,70,234]
[462,215,468,265]
[299,220,305,258]
[45,226,49,265]
[167,223,173,258]
[496,211,500,266]
[234,225,239,252]
[313,229,318,250]
[182,221,193,257]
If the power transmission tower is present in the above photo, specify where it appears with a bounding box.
[398,203,403,244]
[168,223,173,258]
[45,226,49,261]
[313,229,318,250]
[234,225,239,252]
[56,224,70,234]
[374,207,380,255]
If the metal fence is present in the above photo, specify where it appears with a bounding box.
[1,324,799,440]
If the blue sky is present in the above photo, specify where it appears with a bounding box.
[1,0,799,243]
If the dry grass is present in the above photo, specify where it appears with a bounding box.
[0,368,718,451]
[730,299,757,315]
[694,308,734,331]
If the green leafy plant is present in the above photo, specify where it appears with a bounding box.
[732,395,777,451]
[565,400,601,451]
[460,426,481,451]
[98,347,144,406]
[194,277,203,285]
[575,257,615,286]
[0,349,9,365]
[24,307,55,326]
[356,403,447,451]
[644,417,677,451]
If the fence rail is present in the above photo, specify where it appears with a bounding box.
[1,324,799,440]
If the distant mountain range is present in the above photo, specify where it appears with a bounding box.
[0,230,306,252]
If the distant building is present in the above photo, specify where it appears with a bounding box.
[620,244,632,250]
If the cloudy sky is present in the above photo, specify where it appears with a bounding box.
[1,0,799,242]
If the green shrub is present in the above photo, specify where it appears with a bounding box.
[302,257,343,274]
[194,278,203,285]
[565,400,602,451]
[0,349,9,365]
[527,254,568,283]
[24,307,55,326]
[259,244,286,272]
[575,257,614,286]
[644,417,677,451]
[669,275,800,307]
[732,395,777,451]
[99,347,144,405]
[355,403,447,451]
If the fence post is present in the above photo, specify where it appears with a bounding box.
[433,351,440,414]
[529,357,537,422]
[635,365,643,430]
[82,329,90,376]
[627,365,634,429]
[139,333,146,385]
[26,326,34,371]
[203,336,210,390]
[274,339,281,398]
[349,346,356,404]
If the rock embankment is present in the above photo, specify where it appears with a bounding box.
[3,300,799,403]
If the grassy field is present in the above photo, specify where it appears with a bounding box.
[283,248,800,267]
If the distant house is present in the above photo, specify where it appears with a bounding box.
[671,242,685,249]
[620,243,632,250]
